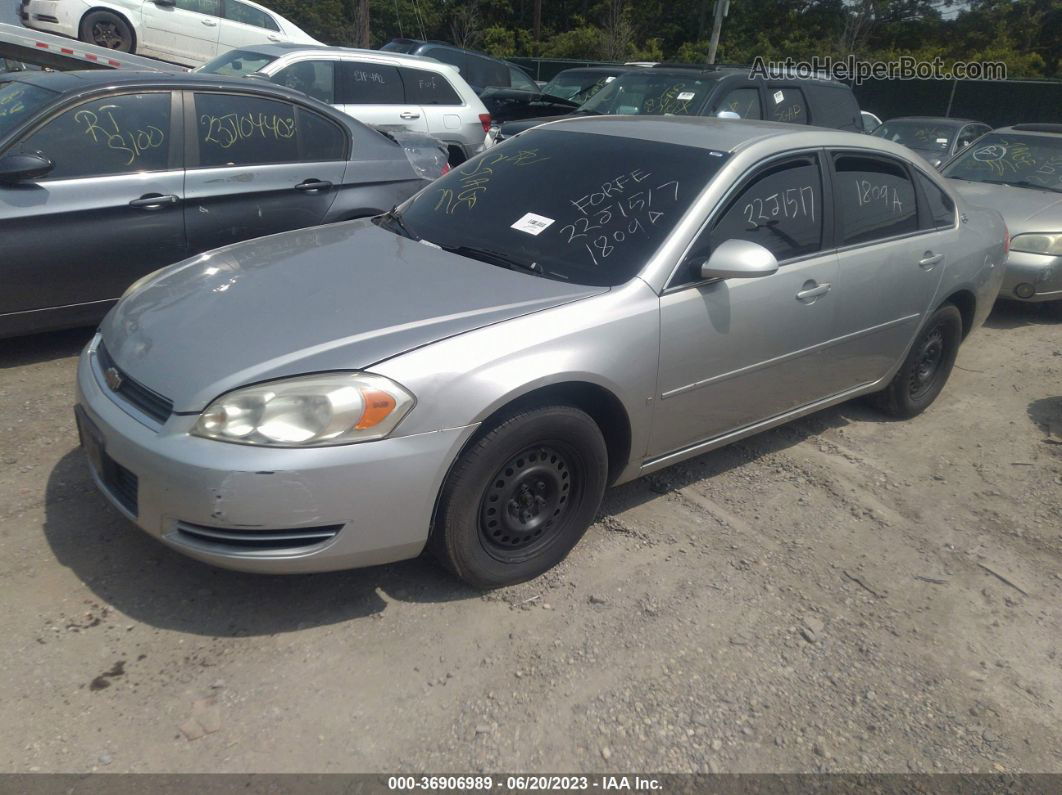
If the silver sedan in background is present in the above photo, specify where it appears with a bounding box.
[76,117,1006,588]
[944,124,1062,307]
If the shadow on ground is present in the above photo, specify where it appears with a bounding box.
[0,327,95,369]
[984,300,1061,330]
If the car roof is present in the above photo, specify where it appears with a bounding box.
[996,123,1062,136]
[212,42,450,70]
[549,66,634,78]
[535,115,924,160]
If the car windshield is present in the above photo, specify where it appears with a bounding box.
[578,71,717,116]
[198,49,277,76]
[872,120,955,151]
[0,80,57,138]
[388,128,729,287]
[942,133,1062,193]
[542,71,618,103]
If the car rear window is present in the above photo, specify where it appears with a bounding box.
[198,49,278,77]
[942,133,1062,193]
[394,128,730,287]
[579,72,717,116]
[0,80,57,138]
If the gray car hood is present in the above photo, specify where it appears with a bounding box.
[101,221,605,412]
[949,180,1062,230]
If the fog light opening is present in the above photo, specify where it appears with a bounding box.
[1014,283,1036,299]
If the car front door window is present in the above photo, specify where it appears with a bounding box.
[716,87,762,119]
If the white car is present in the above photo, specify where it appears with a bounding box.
[19,0,318,67]
[199,44,494,163]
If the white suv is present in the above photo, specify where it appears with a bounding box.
[199,44,494,163]
[20,0,318,67]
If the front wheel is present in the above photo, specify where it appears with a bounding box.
[872,303,963,419]
[432,405,608,589]
[80,11,134,52]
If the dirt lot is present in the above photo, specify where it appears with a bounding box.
[0,302,1059,774]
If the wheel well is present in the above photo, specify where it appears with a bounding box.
[941,290,976,338]
[477,382,632,485]
[446,145,467,166]
[80,7,137,47]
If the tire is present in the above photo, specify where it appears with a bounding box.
[79,11,134,52]
[871,303,963,419]
[432,404,608,589]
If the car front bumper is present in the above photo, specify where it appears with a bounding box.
[75,335,477,574]
[22,0,79,38]
[1002,250,1062,303]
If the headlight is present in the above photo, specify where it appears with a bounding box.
[121,267,167,300]
[1010,233,1062,256]
[192,373,414,447]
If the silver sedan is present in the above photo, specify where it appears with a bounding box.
[944,124,1062,306]
[76,117,1007,588]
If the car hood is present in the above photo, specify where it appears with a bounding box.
[100,221,605,412]
[948,180,1062,231]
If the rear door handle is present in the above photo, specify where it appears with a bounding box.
[399,111,421,120]
[796,282,831,301]
[919,252,944,269]
[201,17,217,26]
[129,193,179,209]
[294,179,333,192]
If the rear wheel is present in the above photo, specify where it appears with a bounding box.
[871,303,962,419]
[432,405,607,589]
[80,11,134,52]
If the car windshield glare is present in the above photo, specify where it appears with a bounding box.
[578,72,717,116]
[198,49,278,76]
[393,129,730,287]
[873,121,954,151]
[542,73,615,102]
[943,133,1062,192]
[0,80,57,139]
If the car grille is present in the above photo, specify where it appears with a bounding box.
[101,453,139,516]
[97,342,174,424]
[174,522,343,552]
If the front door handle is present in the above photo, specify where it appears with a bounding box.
[919,251,944,269]
[399,111,421,120]
[294,179,333,192]
[201,17,217,26]
[129,193,179,209]
[796,282,831,301]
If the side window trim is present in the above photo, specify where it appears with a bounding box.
[664,147,831,293]
[911,165,958,231]
[827,148,937,251]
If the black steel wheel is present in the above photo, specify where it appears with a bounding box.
[433,404,608,589]
[80,11,134,52]
[872,302,963,419]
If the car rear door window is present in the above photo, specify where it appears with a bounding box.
[222,0,279,30]
[691,154,823,271]
[766,87,808,124]
[194,92,299,167]
[400,67,461,105]
[336,62,404,104]
[296,107,346,161]
[915,171,955,229]
[272,60,335,104]
[717,87,762,119]
[19,92,172,179]
[833,153,919,245]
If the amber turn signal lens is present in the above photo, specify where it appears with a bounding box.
[356,389,398,429]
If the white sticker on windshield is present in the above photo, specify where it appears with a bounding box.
[511,212,555,236]
[677,91,696,101]
[936,138,948,144]
[773,90,784,104]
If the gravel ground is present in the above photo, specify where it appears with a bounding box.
[0,301,1059,774]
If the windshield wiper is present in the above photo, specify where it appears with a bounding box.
[377,206,419,240]
[440,245,550,278]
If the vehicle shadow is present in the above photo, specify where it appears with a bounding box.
[42,449,479,638]
[1027,396,1062,442]
[0,327,95,369]
[984,300,1061,330]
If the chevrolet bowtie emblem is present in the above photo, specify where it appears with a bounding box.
[104,367,123,392]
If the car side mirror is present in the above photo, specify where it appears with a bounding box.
[694,239,779,280]
[716,110,741,119]
[0,152,54,184]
